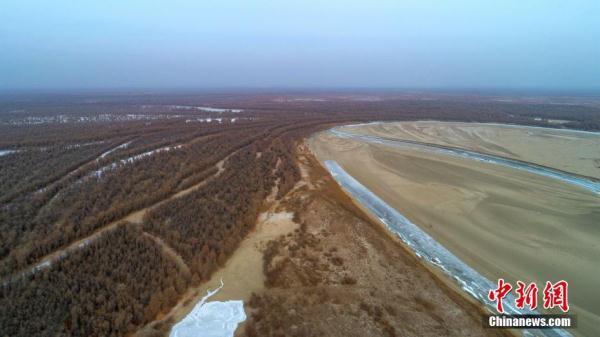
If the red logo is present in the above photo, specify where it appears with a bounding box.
[515,281,538,310]
[488,278,512,313]
[543,280,569,312]
[489,280,569,313]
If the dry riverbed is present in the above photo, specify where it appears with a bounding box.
[341,121,600,179]
[311,123,600,337]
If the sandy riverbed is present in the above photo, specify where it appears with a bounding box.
[310,123,600,337]
[340,121,600,179]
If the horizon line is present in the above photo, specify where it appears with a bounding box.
[1,86,600,97]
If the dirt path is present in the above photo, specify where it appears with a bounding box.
[142,231,191,276]
[34,133,222,217]
[135,156,307,337]
[2,150,234,285]
[171,150,234,199]
[139,207,299,337]
[34,139,137,211]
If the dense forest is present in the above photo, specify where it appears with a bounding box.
[143,129,301,280]
[1,92,599,336]
[1,223,188,337]
[0,122,279,276]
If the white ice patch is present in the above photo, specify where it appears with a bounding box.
[92,144,183,177]
[98,141,131,160]
[170,279,246,337]
[65,141,106,150]
[185,117,243,124]
[3,114,186,125]
[170,105,243,113]
[34,260,51,272]
[0,149,17,157]
[197,107,243,113]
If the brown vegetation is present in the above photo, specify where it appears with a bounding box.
[1,92,598,336]
[242,146,510,337]
[0,223,187,337]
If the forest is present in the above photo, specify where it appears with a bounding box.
[1,92,600,336]
[1,223,188,337]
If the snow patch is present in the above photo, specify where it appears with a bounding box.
[98,141,131,160]
[258,211,294,223]
[3,114,186,125]
[170,279,246,337]
[170,106,243,113]
[185,117,242,124]
[34,260,51,271]
[65,141,106,150]
[92,144,183,177]
[0,149,17,157]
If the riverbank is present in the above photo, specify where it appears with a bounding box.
[237,142,509,337]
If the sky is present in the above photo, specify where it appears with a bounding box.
[0,0,599,91]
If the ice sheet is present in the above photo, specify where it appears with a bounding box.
[170,279,246,337]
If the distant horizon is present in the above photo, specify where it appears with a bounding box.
[2,1,599,91]
[1,86,600,97]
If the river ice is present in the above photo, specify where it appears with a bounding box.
[324,160,571,337]
[330,126,600,195]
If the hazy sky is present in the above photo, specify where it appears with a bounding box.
[1,1,599,90]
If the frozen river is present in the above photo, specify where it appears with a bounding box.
[330,127,600,195]
[325,160,572,337]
